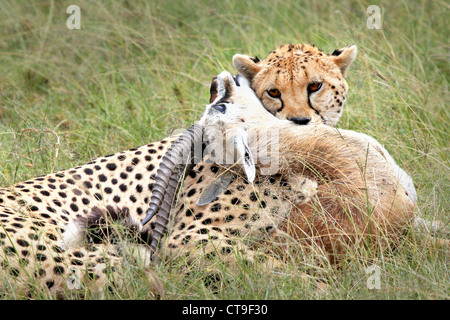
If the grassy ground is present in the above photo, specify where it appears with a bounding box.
[0,0,448,299]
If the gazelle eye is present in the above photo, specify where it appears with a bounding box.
[307,82,322,93]
[212,104,226,114]
[267,89,281,98]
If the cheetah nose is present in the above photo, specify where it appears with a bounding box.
[289,117,311,125]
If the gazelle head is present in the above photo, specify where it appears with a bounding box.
[199,71,275,183]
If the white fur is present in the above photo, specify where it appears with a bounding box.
[327,129,417,203]
[199,72,274,182]
[356,132,417,203]
[60,220,84,250]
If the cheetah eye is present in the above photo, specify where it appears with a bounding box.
[307,82,322,93]
[267,88,281,98]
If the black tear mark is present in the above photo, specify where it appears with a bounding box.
[276,96,285,113]
[307,95,326,123]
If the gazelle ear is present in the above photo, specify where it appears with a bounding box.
[233,54,262,82]
[331,44,357,77]
[209,76,218,103]
[233,129,255,183]
[196,172,235,206]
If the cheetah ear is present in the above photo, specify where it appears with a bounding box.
[233,54,262,82]
[331,44,357,77]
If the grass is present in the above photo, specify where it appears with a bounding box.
[0,0,448,299]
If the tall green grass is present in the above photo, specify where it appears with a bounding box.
[0,0,448,299]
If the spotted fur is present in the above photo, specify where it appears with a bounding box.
[0,138,177,295]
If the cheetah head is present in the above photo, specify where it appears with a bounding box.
[233,43,357,126]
